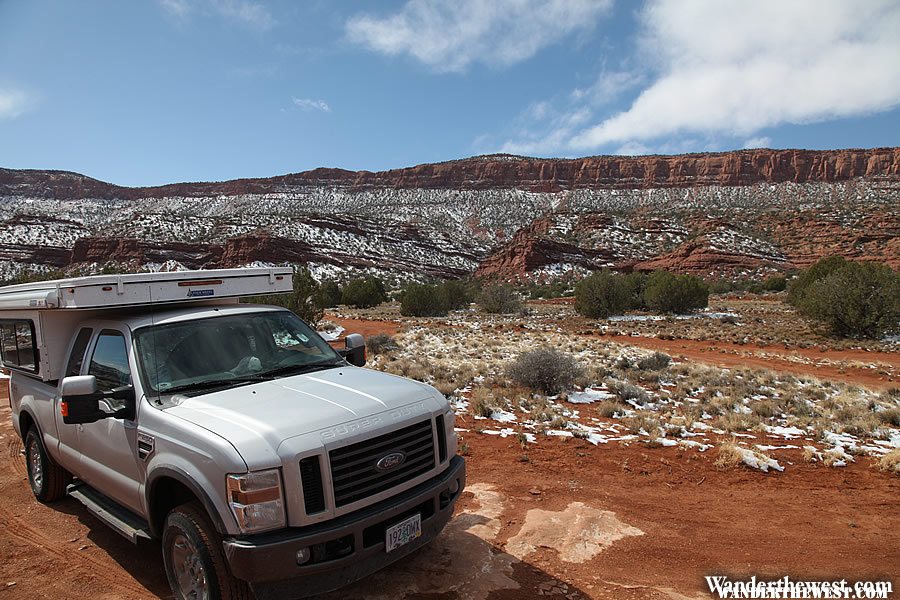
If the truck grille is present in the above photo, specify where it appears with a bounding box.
[329,419,435,508]
[299,456,326,514]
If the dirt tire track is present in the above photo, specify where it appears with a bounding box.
[0,502,151,598]
[0,425,153,598]
[7,436,26,477]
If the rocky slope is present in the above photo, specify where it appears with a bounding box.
[0,148,898,282]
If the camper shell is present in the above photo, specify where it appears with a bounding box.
[0,267,292,382]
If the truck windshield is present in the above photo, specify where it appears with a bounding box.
[134,310,343,397]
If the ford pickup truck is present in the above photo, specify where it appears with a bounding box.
[1,268,465,600]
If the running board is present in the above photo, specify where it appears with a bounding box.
[67,483,152,544]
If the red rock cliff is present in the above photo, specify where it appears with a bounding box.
[2,148,898,199]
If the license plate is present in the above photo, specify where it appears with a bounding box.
[385,513,422,553]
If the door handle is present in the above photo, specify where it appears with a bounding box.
[77,424,84,433]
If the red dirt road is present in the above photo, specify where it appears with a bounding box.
[588,333,899,390]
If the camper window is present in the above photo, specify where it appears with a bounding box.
[0,319,38,374]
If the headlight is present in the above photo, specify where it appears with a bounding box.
[444,408,458,456]
[226,469,286,533]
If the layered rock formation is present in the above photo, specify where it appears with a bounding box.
[0,148,897,282]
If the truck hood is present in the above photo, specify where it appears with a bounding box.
[165,366,443,470]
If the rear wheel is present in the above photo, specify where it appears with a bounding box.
[162,502,252,600]
[24,427,71,502]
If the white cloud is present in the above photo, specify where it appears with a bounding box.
[742,136,772,149]
[159,0,274,30]
[614,141,652,156]
[292,97,331,113]
[159,0,191,19]
[0,88,33,119]
[346,0,612,73]
[212,0,273,30]
[569,0,900,149]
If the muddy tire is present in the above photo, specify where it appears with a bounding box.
[162,502,253,600]
[24,427,71,502]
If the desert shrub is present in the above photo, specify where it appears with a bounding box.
[787,255,848,305]
[762,275,787,292]
[709,279,734,295]
[366,333,398,355]
[573,270,632,318]
[529,282,569,299]
[636,351,671,371]
[506,348,584,394]
[436,280,473,310]
[243,267,324,326]
[316,280,342,308]
[622,272,648,306]
[477,285,523,314]
[400,283,447,317]
[790,258,899,339]
[341,276,388,308]
[642,271,709,314]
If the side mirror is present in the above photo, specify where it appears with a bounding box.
[341,333,366,367]
[61,375,97,397]
[60,376,136,424]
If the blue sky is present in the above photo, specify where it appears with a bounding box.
[1,0,898,187]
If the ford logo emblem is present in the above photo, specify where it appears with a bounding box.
[375,451,406,472]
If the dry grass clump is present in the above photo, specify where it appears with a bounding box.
[749,399,778,419]
[381,358,430,382]
[714,411,762,433]
[622,412,660,438]
[432,379,457,397]
[470,388,498,419]
[715,440,780,472]
[714,440,745,469]
[606,378,651,405]
[822,447,853,467]
[825,395,882,436]
[876,406,900,427]
[366,333,399,355]
[596,399,628,418]
[636,351,672,371]
[802,445,820,463]
[877,449,900,474]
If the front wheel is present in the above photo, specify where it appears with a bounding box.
[162,502,252,600]
[24,427,71,502]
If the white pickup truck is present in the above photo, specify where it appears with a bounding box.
[1,268,465,600]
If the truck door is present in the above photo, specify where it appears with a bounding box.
[54,326,95,471]
[76,327,144,514]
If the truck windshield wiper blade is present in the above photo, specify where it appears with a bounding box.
[163,376,266,394]
[254,361,342,380]
[160,362,342,395]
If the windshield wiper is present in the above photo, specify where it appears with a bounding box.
[159,362,342,396]
[162,376,268,395]
[254,361,342,380]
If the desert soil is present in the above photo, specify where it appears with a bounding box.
[0,315,897,599]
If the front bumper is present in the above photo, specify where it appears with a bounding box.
[223,455,466,600]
